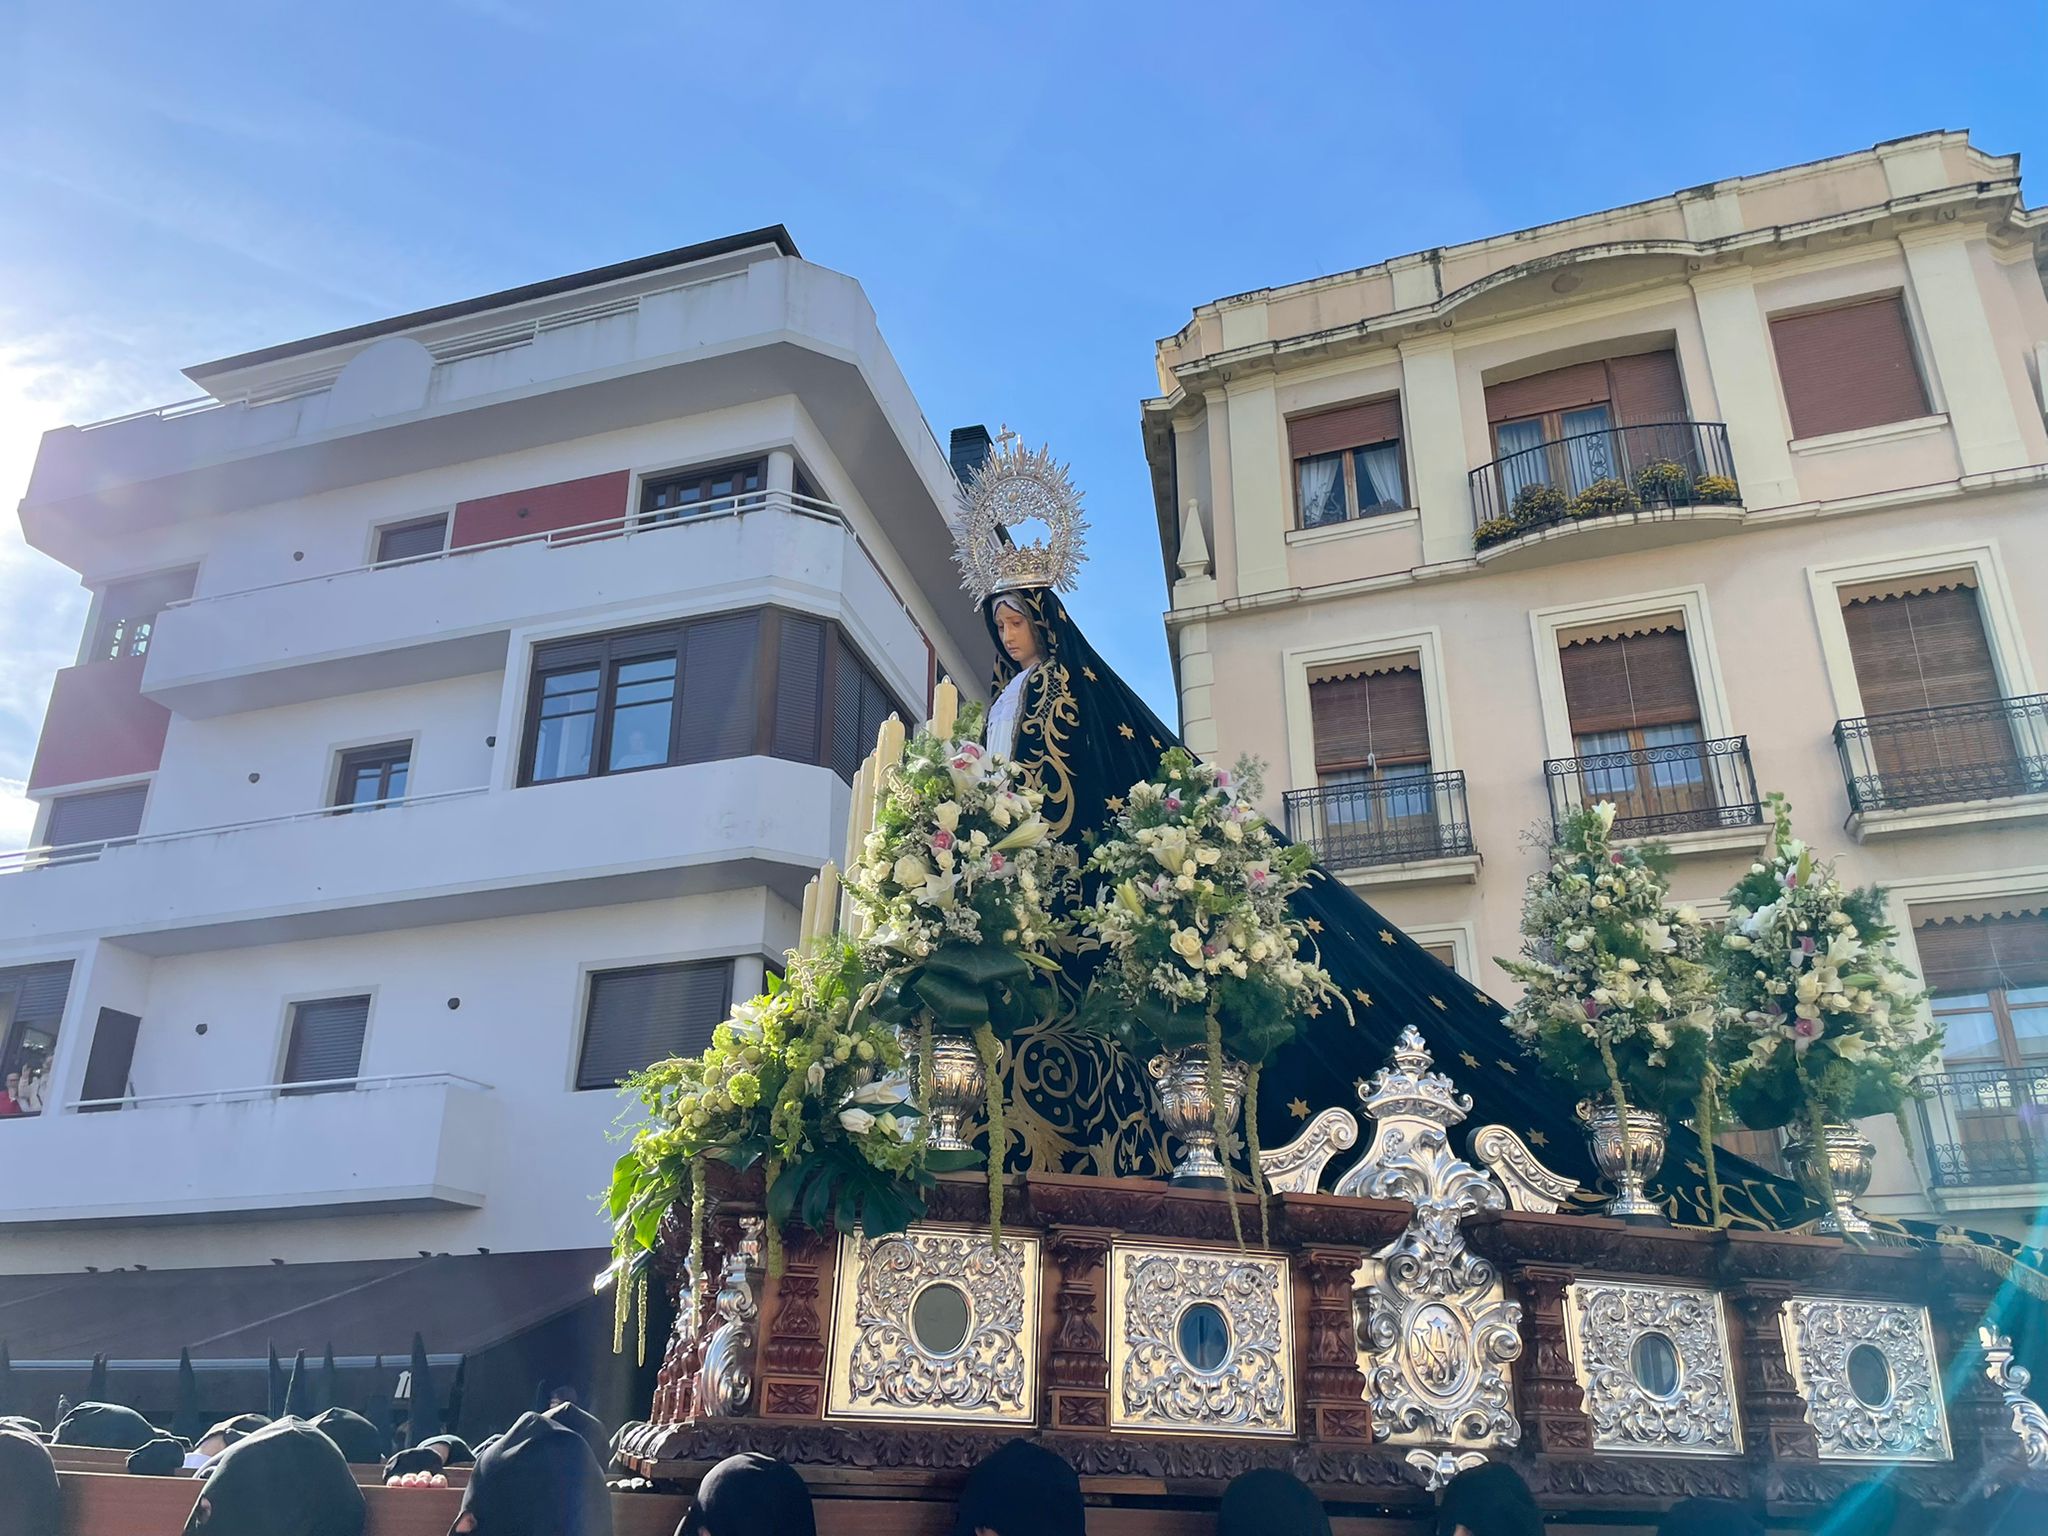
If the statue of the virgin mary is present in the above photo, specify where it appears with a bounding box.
[946,434,1806,1227]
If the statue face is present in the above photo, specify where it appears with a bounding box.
[994,602,1044,668]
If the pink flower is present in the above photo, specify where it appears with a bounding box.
[1609,852,1624,865]
[1249,868,1269,885]
[1203,944,1217,957]
[1216,771,1231,788]
[1165,795,1182,813]
[957,742,982,760]
[990,852,1005,872]
[1582,999,1603,1020]
[1793,1018,1819,1037]
[932,829,953,850]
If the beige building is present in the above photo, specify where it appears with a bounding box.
[1141,131,2048,1240]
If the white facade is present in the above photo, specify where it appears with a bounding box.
[3,231,993,1278]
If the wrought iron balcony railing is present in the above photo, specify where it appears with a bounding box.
[1283,770,1475,871]
[1915,1062,2048,1190]
[1544,734,1762,841]
[1834,693,2048,814]
[1470,420,1738,549]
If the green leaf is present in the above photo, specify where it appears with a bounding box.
[922,941,1031,988]
[924,1147,983,1173]
[908,968,992,1028]
[606,1152,641,1221]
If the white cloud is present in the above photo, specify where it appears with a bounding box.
[0,779,36,854]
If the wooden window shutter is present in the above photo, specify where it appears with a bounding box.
[1842,588,2000,717]
[773,614,828,764]
[1560,630,1701,735]
[577,960,734,1090]
[3,962,74,1027]
[1769,296,1930,439]
[831,635,866,783]
[1484,361,1611,423]
[677,613,760,763]
[47,784,147,850]
[79,1009,142,1110]
[1287,397,1403,460]
[283,996,370,1087]
[1915,915,2048,995]
[1606,351,1687,427]
[1310,666,1428,770]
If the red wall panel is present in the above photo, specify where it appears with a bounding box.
[448,470,631,548]
[27,657,171,794]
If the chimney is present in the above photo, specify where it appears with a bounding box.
[949,425,993,486]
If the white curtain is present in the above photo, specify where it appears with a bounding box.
[1495,417,1549,506]
[1297,453,1345,526]
[1353,443,1405,513]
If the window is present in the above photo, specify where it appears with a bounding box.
[1484,351,1689,501]
[639,459,765,523]
[1840,581,2016,793]
[333,743,412,811]
[1287,398,1407,529]
[519,609,905,788]
[1559,626,1708,826]
[45,784,147,856]
[0,962,72,1119]
[89,569,196,662]
[1917,915,2048,1068]
[577,960,734,1089]
[1309,661,1434,841]
[374,515,449,565]
[281,996,370,1094]
[1769,295,1930,440]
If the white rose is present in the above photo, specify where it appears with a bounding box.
[838,1107,876,1135]
[1223,822,1243,843]
[934,801,962,833]
[893,854,929,889]
[932,844,955,872]
[1674,906,1698,926]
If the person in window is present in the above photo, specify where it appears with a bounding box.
[0,1072,20,1117]
[16,1063,43,1115]
[608,726,664,772]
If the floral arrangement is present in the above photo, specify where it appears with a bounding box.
[1568,476,1640,519]
[599,941,926,1357]
[1716,795,1937,1165]
[1496,803,1724,1212]
[1510,482,1568,525]
[1692,473,1739,505]
[1633,459,1693,505]
[847,707,1077,1240]
[1474,516,1521,551]
[1083,749,1335,1241]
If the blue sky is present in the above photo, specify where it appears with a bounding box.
[0,0,2041,847]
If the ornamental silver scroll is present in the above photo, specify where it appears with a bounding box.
[825,1226,1040,1425]
[1780,1296,1951,1462]
[1341,1026,1522,1449]
[1258,1105,1358,1195]
[1980,1325,2048,1470]
[1565,1280,1740,1455]
[697,1216,763,1418]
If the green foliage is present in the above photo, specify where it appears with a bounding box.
[1692,473,1740,505]
[1509,482,1567,524]
[1568,477,1639,519]
[1633,459,1693,505]
[1474,516,1521,550]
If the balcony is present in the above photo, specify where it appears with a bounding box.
[0,1074,495,1225]
[143,493,931,717]
[1915,1062,2048,1200]
[1282,771,1478,884]
[1469,421,1741,566]
[1834,695,2048,836]
[1544,735,1762,844]
[0,756,846,954]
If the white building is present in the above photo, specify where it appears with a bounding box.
[0,228,992,1427]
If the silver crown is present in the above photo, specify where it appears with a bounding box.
[953,427,1088,606]
[1358,1025,1474,1128]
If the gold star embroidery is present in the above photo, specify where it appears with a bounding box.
[1685,1160,1706,1178]
[1378,929,1397,945]
[1429,995,1447,1011]
[1528,1129,1549,1148]
[1352,988,1374,1007]
[1496,1058,1519,1075]
[1288,1098,1311,1120]
[1105,795,1125,812]
[1056,606,1068,621]
[1083,666,1098,682]
[1150,735,1162,749]
[1475,992,1496,1008]
[1459,1051,1480,1069]
[1306,918,1323,933]
[1117,723,1135,739]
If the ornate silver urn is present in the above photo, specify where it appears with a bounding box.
[1783,1121,1876,1236]
[920,1031,986,1154]
[1148,1046,1246,1187]
[1577,1101,1669,1223]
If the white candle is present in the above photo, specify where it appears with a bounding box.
[798,876,819,945]
[932,679,959,741]
[815,862,840,940]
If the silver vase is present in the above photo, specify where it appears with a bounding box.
[1148,1047,1247,1188]
[1577,1101,1670,1224]
[1784,1122,1876,1237]
[919,1031,986,1154]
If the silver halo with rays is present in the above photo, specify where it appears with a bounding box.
[953,427,1088,606]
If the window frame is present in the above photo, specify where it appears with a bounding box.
[637,457,767,525]
[331,741,414,812]
[372,514,451,566]
[278,992,373,1096]
[88,568,198,664]
[1292,435,1408,530]
[515,607,911,789]
[574,958,736,1091]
